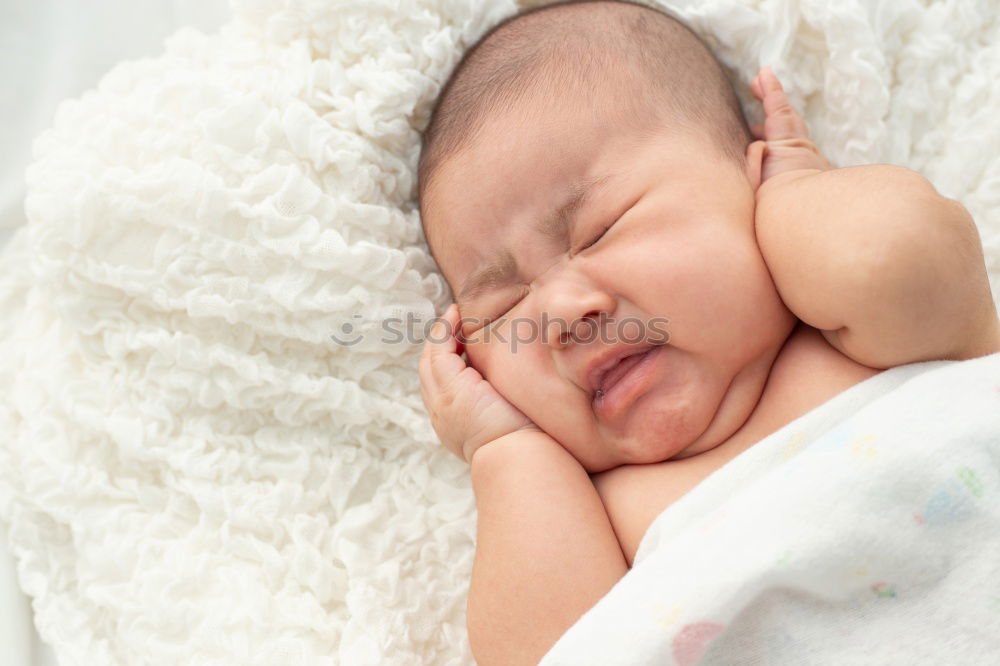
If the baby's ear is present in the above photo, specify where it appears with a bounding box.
[744,140,767,192]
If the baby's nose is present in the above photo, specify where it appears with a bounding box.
[537,277,616,348]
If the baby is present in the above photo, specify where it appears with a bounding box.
[415,1,1000,664]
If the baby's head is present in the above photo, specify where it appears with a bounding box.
[418,0,797,473]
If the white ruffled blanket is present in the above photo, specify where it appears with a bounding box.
[1,0,999,664]
[541,353,1000,665]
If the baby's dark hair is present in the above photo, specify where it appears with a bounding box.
[417,0,753,221]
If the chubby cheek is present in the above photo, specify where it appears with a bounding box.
[473,340,534,397]
[464,338,520,399]
[466,338,586,438]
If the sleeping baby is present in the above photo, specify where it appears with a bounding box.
[415,0,1000,664]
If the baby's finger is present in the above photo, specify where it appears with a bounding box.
[427,304,460,355]
[759,66,809,141]
[750,73,763,101]
[750,121,765,140]
[419,344,467,412]
[419,306,453,388]
[418,346,437,396]
[422,304,469,388]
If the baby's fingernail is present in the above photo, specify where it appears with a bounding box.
[765,66,781,88]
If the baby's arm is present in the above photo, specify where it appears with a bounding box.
[751,68,1000,368]
[468,431,627,666]
[419,306,627,666]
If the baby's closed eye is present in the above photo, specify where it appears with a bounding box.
[573,216,618,254]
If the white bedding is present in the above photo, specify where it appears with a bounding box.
[0,2,229,665]
[0,0,999,664]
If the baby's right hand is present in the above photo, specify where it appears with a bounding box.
[419,304,539,463]
[749,66,832,184]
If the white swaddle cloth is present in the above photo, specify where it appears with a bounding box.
[541,352,1000,665]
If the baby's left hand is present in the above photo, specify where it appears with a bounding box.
[750,66,832,184]
[419,304,539,463]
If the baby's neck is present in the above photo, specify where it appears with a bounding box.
[700,322,882,466]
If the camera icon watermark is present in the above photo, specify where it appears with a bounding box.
[330,316,366,346]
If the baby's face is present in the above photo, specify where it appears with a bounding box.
[423,100,796,473]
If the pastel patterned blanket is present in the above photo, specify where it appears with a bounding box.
[542,353,1000,665]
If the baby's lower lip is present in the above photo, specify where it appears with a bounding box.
[593,346,661,423]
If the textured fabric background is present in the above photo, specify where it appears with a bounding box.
[0,0,998,664]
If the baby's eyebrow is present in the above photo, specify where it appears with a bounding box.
[534,174,613,241]
[458,248,517,302]
[458,174,615,303]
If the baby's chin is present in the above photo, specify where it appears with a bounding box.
[601,359,774,467]
[599,415,737,470]
[607,416,706,466]
[603,372,727,464]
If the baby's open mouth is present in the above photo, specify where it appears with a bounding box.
[589,345,664,424]
[596,349,654,398]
